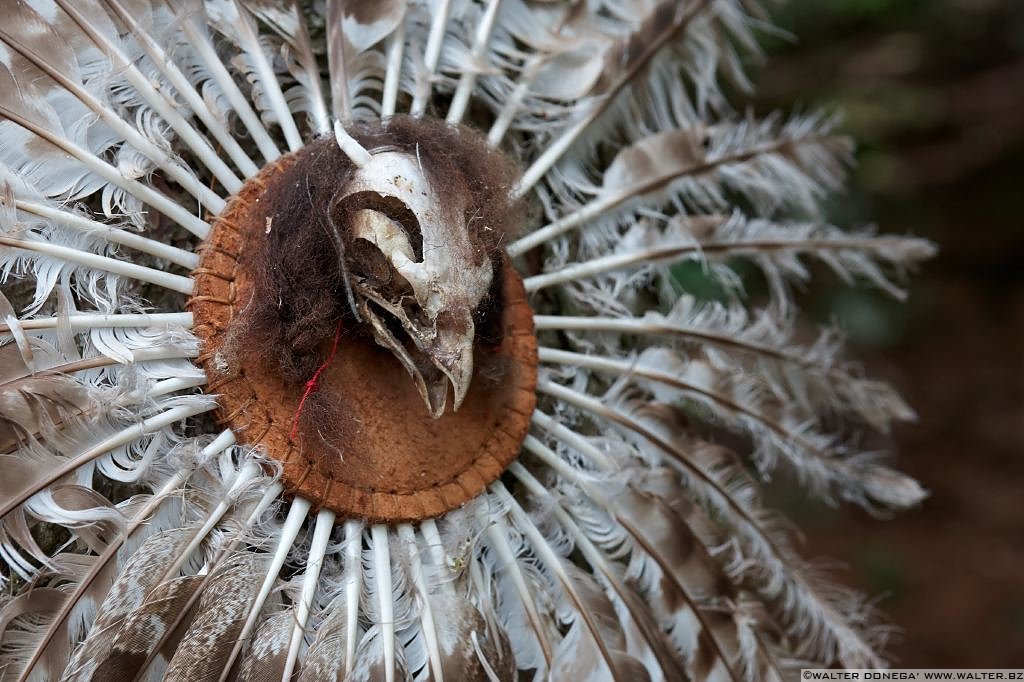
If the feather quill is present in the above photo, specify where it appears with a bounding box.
[515,0,718,195]
[325,0,406,121]
[539,349,927,511]
[46,0,242,200]
[483,517,554,673]
[0,344,91,455]
[241,0,332,135]
[534,294,919,432]
[281,508,335,680]
[205,0,304,151]
[98,0,260,177]
[512,115,856,256]
[0,60,208,237]
[494,482,636,682]
[511,449,693,681]
[347,625,411,682]
[297,593,352,682]
[538,379,888,667]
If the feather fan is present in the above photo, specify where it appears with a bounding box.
[0,1,933,680]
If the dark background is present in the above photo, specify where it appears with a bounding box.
[754,0,1024,666]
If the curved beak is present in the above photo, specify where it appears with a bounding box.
[431,322,475,414]
[359,295,475,419]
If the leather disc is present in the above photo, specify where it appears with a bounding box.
[189,150,537,523]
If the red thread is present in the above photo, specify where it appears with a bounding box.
[290,320,343,440]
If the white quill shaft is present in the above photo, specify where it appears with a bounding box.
[410,0,452,116]
[0,26,227,211]
[14,430,235,681]
[397,523,443,682]
[15,200,198,268]
[160,462,261,583]
[0,237,194,295]
[169,1,282,163]
[283,508,336,681]
[217,495,313,682]
[417,519,447,576]
[52,0,242,197]
[381,23,406,117]
[344,519,363,677]
[529,410,616,471]
[492,481,626,682]
[0,105,210,238]
[446,0,502,125]
[2,312,192,334]
[371,523,396,682]
[486,65,534,148]
[485,517,553,668]
[0,403,212,522]
[99,0,261,177]
[228,0,304,152]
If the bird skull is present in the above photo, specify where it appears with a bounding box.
[338,150,493,419]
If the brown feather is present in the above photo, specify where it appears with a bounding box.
[325,0,351,120]
[0,587,70,681]
[427,593,516,682]
[0,339,105,572]
[325,0,405,120]
[87,575,204,682]
[469,588,517,682]
[236,609,293,682]
[297,595,350,682]
[591,0,713,97]
[548,565,651,682]
[60,526,198,681]
[347,626,410,682]
[613,483,741,679]
[162,554,265,682]
[0,342,90,454]
[0,588,67,633]
[613,577,692,682]
[610,470,789,682]
[600,128,706,199]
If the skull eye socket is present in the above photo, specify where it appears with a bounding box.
[348,237,404,291]
[333,190,423,262]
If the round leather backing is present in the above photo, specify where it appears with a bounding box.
[189,152,537,522]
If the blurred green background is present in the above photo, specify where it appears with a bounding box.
[753,0,1024,666]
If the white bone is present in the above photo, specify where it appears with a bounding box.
[341,150,493,417]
